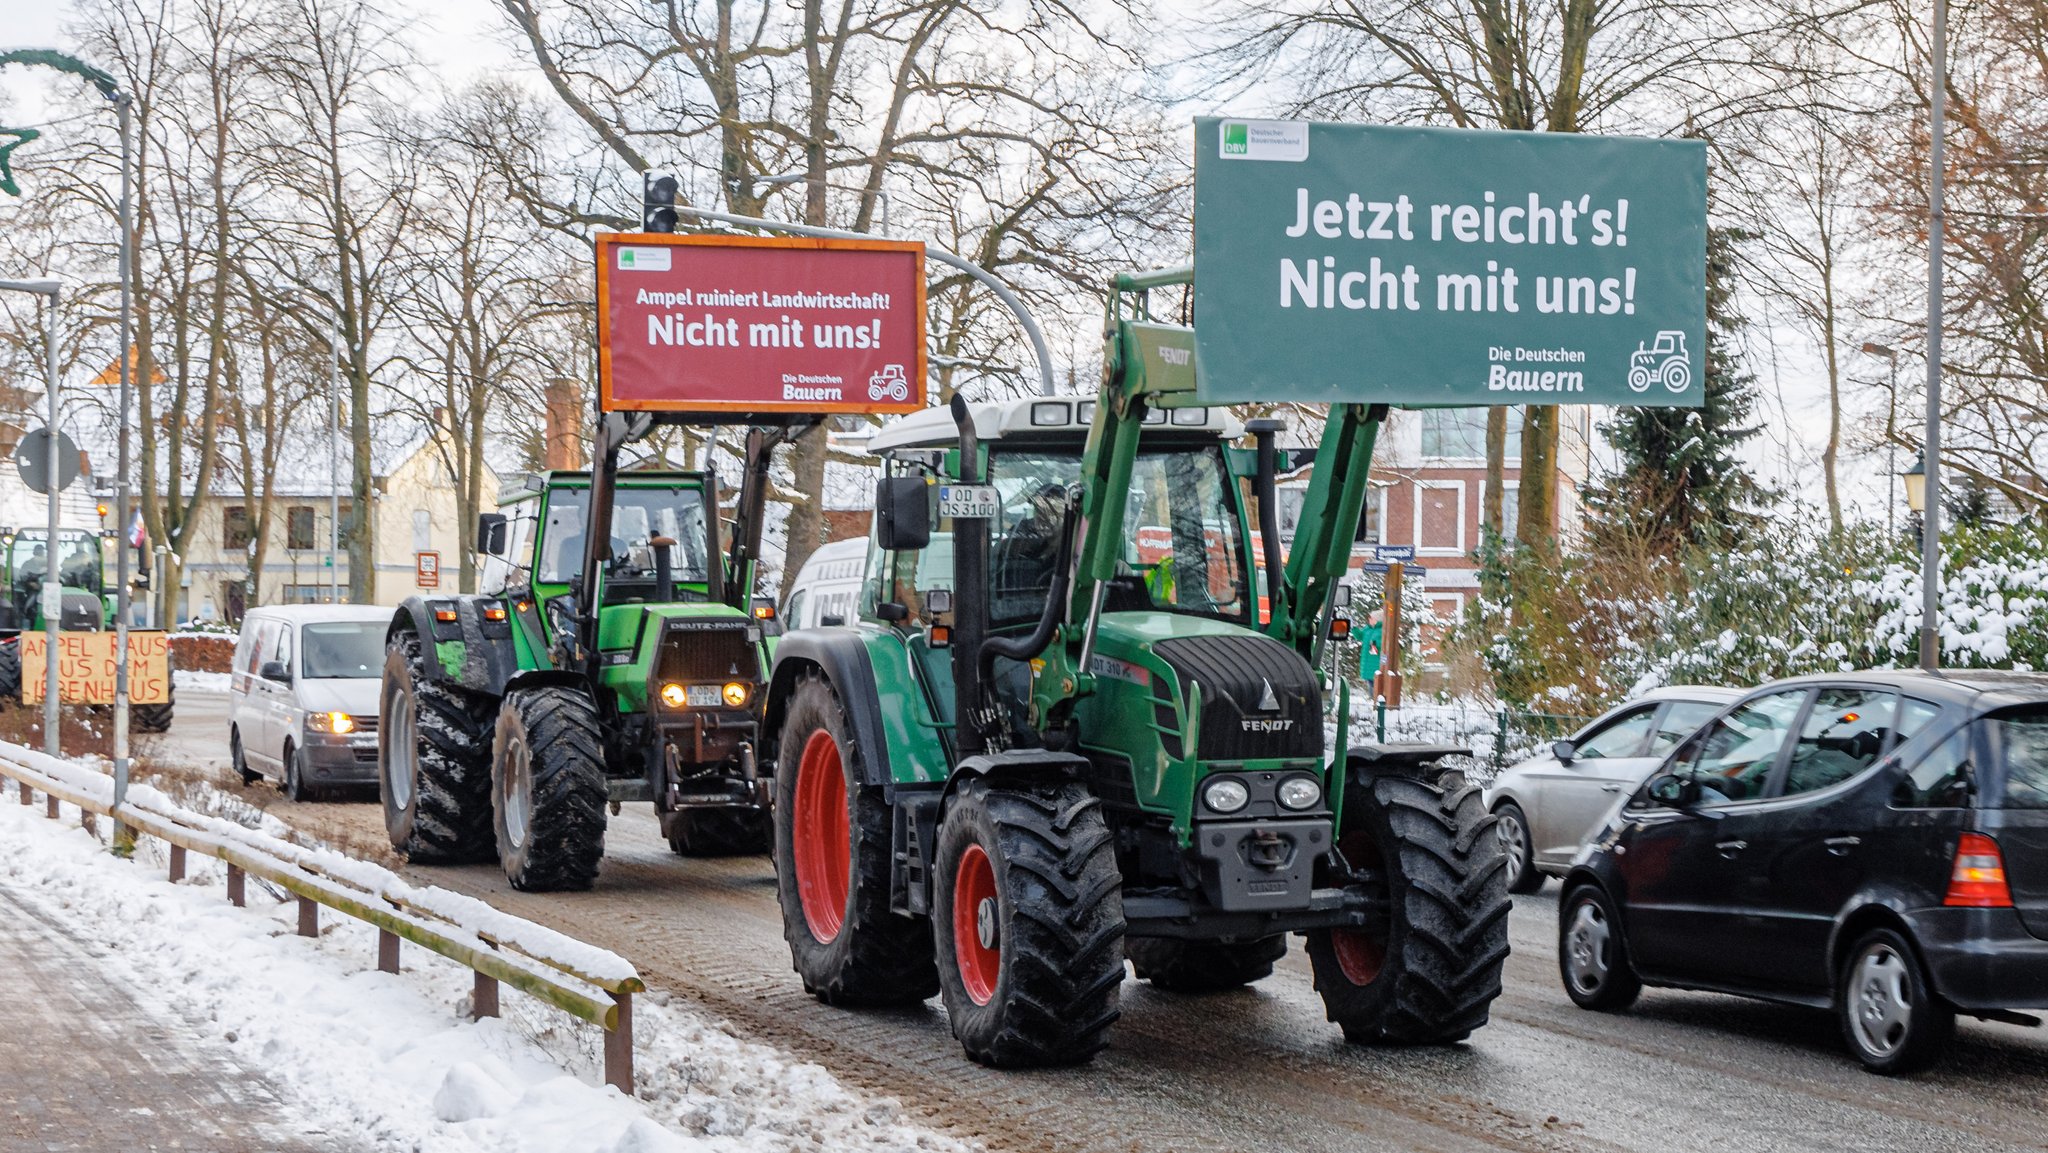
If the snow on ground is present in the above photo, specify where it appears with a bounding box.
[0,766,972,1153]
[174,669,235,693]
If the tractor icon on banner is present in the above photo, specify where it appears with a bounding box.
[868,363,910,402]
[1627,331,1693,394]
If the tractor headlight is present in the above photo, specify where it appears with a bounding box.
[1202,777,1250,815]
[722,681,751,708]
[1277,776,1322,811]
[659,682,688,708]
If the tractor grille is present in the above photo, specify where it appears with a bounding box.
[650,619,761,686]
[1152,633,1321,761]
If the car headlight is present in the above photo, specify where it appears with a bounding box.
[1277,776,1322,811]
[1203,777,1250,814]
[722,681,751,708]
[309,711,354,734]
[659,682,688,708]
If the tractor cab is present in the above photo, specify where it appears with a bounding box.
[0,527,110,633]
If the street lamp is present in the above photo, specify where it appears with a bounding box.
[1902,452,1927,516]
[0,275,65,756]
[1863,341,1900,536]
[1920,0,1948,672]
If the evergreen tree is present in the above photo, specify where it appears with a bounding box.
[1585,226,1767,551]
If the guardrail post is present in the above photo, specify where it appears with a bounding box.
[604,993,633,1096]
[471,973,498,1019]
[168,844,185,882]
[17,780,30,806]
[226,864,245,907]
[297,896,318,938]
[1495,706,1509,774]
[1375,697,1387,742]
[378,931,400,974]
[45,792,58,819]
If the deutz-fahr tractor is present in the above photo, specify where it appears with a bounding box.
[378,416,800,891]
[761,267,1509,1067]
[0,526,173,732]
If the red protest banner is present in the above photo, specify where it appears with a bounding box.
[596,233,927,415]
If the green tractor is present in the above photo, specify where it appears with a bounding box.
[761,268,1509,1067]
[378,416,799,890]
[0,526,173,732]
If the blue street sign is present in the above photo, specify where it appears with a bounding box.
[1374,544,1416,561]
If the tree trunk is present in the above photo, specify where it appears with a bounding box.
[1481,408,1507,537]
[1515,406,1558,548]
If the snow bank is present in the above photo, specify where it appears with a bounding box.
[0,754,974,1153]
[173,669,234,693]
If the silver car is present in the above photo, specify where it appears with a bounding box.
[1487,685,1740,892]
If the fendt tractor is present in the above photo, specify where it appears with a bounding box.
[762,267,1510,1067]
[0,525,173,732]
[377,418,802,890]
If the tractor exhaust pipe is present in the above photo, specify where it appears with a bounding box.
[950,394,990,758]
[1246,418,1287,626]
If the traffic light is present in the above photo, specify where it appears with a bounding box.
[643,170,678,233]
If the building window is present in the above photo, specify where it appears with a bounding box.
[1420,408,1521,461]
[1414,481,1466,555]
[223,505,252,551]
[281,584,335,604]
[286,506,316,550]
[412,508,432,552]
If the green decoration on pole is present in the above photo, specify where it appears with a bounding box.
[0,126,40,196]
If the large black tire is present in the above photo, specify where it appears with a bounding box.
[230,726,261,785]
[0,637,19,700]
[379,631,497,863]
[1559,882,1641,1011]
[1306,769,1511,1045]
[1128,935,1287,993]
[668,807,769,856]
[491,686,609,892]
[933,778,1125,1067]
[773,673,938,1005]
[1837,926,1954,1074]
[1494,800,1545,894]
[133,701,175,734]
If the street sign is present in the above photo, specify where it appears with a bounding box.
[415,551,440,588]
[1193,118,1707,407]
[595,233,927,415]
[1374,544,1416,561]
[13,426,81,493]
[1360,561,1389,573]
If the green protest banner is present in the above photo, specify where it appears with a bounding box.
[1193,118,1706,407]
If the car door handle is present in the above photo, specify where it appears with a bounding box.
[1716,839,1747,857]
[1824,835,1861,855]
[1600,784,1624,793]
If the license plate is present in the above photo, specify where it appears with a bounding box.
[686,685,723,707]
[938,484,1000,520]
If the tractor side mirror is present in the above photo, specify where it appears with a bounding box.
[1552,739,1577,764]
[476,513,508,555]
[875,477,930,552]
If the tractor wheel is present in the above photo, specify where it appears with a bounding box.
[668,807,769,857]
[133,699,175,734]
[773,673,938,1005]
[0,637,19,699]
[933,778,1125,1068]
[491,686,608,892]
[1306,768,1511,1045]
[379,630,496,864]
[1127,935,1287,993]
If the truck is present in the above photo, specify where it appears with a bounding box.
[759,267,1510,1067]
[377,419,799,890]
[0,525,173,732]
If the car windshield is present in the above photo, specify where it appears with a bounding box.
[1987,706,2048,808]
[299,622,385,679]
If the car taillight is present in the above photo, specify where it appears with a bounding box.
[1945,832,2014,908]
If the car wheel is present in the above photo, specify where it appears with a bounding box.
[283,742,317,803]
[1493,801,1543,894]
[1559,884,1640,1011]
[230,727,260,786]
[1838,927,1954,1074]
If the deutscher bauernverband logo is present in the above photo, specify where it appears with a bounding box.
[1627,331,1692,394]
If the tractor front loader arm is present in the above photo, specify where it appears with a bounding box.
[1270,402,1387,659]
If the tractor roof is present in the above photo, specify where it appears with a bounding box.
[865,395,1242,456]
[496,468,705,505]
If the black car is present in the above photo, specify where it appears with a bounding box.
[1558,670,2048,1073]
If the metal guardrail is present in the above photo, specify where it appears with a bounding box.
[0,753,647,1094]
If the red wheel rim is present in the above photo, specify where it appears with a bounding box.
[953,843,1000,1006]
[1332,929,1386,985]
[793,730,850,943]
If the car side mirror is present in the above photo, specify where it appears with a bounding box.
[476,512,508,555]
[259,660,290,683]
[1647,774,1698,808]
[1552,739,1577,763]
[875,477,930,551]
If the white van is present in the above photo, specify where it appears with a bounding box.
[228,604,392,801]
[782,538,868,629]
